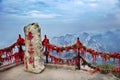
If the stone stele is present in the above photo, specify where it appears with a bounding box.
[24,23,45,73]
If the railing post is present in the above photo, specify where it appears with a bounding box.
[76,37,81,70]
[43,35,49,63]
[17,34,25,63]
[77,48,81,70]
[45,47,48,63]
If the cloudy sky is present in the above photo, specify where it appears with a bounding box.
[0,0,120,48]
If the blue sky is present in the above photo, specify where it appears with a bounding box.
[0,0,120,48]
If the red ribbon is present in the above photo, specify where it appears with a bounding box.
[28,48,34,55]
[75,59,79,65]
[16,35,25,45]
[42,35,49,48]
[81,48,85,57]
[29,57,34,64]
[62,60,64,64]
[27,32,33,40]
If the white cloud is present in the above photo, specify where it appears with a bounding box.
[1,0,119,18]
[62,19,80,23]
[75,1,84,5]
[89,3,98,7]
[25,10,61,19]
[1,0,120,22]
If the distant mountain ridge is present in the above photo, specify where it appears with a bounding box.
[51,29,120,53]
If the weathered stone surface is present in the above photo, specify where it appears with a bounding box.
[45,63,75,70]
[24,23,45,73]
[1,65,118,80]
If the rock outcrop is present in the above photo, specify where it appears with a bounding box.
[24,23,45,73]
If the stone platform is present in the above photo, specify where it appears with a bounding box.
[0,64,118,80]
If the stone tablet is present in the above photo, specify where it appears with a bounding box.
[24,23,45,73]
